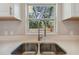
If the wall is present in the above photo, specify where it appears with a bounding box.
[0,21,25,35]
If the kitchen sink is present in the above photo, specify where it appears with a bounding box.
[11,43,38,55]
[40,43,66,55]
[11,43,66,55]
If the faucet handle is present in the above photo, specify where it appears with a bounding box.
[38,33,43,41]
[40,34,43,38]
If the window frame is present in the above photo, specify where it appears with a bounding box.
[25,3,58,35]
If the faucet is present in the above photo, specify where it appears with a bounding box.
[33,6,47,41]
[38,20,46,41]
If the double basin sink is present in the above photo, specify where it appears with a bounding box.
[11,43,66,55]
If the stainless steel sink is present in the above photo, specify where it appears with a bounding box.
[11,43,38,55]
[40,43,66,55]
[11,43,66,55]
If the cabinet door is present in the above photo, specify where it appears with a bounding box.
[0,3,22,21]
[72,3,79,17]
[13,4,21,20]
[0,3,11,16]
[62,3,79,20]
[62,3,72,20]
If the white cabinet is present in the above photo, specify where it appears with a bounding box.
[62,3,79,20]
[0,3,22,21]
[13,3,22,20]
[0,3,11,16]
[72,4,79,17]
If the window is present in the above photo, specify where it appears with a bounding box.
[27,4,56,34]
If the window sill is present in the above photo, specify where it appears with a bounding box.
[25,32,57,35]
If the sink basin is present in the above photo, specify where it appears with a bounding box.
[11,43,38,55]
[11,43,66,55]
[40,43,66,55]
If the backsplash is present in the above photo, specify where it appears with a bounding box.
[63,20,79,35]
[0,21,25,35]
